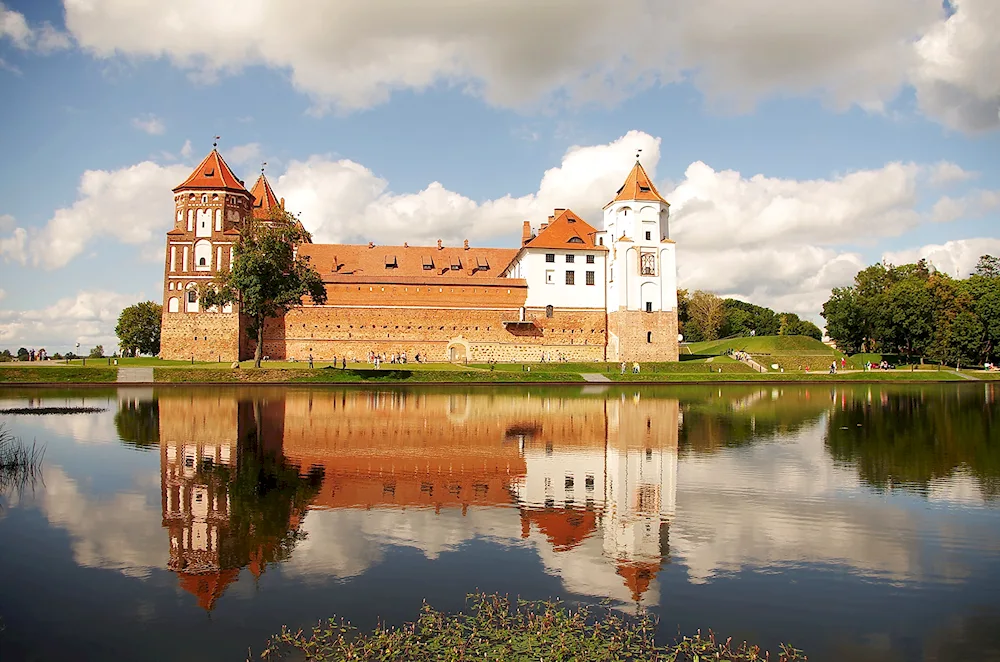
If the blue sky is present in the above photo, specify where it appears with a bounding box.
[0,0,998,352]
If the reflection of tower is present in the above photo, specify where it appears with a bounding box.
[157,391,313,612]
[160,393,241,611]
[604,394,678,604]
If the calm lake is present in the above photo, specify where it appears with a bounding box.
[0,384,998,661]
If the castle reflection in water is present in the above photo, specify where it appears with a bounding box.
[139,388,679,612]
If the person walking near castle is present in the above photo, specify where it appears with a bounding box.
[308,353,314,369]
[620,361,626,375]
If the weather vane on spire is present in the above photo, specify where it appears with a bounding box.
[213,135,220,148]
[636,148,642,161]
[261,161,267,175]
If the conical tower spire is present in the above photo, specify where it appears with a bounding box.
[173,148,248,193]
[604,159,668,208]
[250,170,283,219]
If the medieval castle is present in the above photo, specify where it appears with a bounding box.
[160,148,679,363]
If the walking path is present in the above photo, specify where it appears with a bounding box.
[581,373,612,383]
[117,367,154,383]
[951,370,980,381]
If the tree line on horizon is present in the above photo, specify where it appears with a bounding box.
[677,289,823,343]
[822,255,1000,366]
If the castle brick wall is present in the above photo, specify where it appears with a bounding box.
[256,306,607,362]
[607,309,679,363]
[161,311,242,362]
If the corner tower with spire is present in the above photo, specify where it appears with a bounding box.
[597,157,679,362]
[161,145,254,361]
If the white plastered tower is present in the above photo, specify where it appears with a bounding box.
[598,159,679,363]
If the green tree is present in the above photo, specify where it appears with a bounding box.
[115,301,163,357]
[687,290,725,341]
[720,299,780,337]
[822,286,865,354]
[114,399,159,449]
[16,347,28,361]
[200,209,327,368]
[676,288,690,339]
[0,349,12,362]
[89,345,105,359]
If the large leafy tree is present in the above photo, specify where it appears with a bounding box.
[115,301,163,357]
[687,290,725,341]
[199,209,327,368]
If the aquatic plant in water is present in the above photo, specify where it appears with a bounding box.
[0,424,45,501]
[259,593,806,661]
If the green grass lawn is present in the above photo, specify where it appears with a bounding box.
[683,335,834,356]
[0,367,117,383]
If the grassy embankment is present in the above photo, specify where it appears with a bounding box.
[0,336,984,383]
[259,593,806,662]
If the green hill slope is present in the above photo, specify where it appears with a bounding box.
[683,335,835,356]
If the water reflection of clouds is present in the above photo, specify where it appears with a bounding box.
[670,417,987,586]
[38,464,168,579]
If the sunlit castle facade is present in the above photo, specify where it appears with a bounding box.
[160,148,679,363]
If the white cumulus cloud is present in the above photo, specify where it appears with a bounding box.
[0,161,190,269]
[59,0,999,130]
[226,142,262,166]
[0,289,142,351]
[882,238,1000,278]
[0,2,70,53]
[131,114,165,135]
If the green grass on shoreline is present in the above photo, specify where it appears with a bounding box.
[260,593,807,662]
[0,363,981,385]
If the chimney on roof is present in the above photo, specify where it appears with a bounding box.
[554,208,566,214]
[437,239,443,250]
[540,222,549,231]
[404,242,408,248]
[280,197,285,210]
[522,221,532,245]
[368,242,375,248]
[463,239,469,250]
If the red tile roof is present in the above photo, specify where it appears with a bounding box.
[615,560,663,603]
[520,507,598,552]
[605,161,668,208]
[174,149,248,193]
[299,243,522,284]
[522,209,606,251]
[250,174,282,219]
[176,569,240,612]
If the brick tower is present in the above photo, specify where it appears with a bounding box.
[160,148,253,361]
[599,159,679,362]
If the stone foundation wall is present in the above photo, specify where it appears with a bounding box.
[161,311,242,362]
[607,309,678,363]
[253,306,608,363]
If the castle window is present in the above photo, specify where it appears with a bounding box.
[586,271,595,286]
[188,290,197,303]
[450,258,462,270]
[476,257,489,270]
[565,271,575,285]
[384,255,397,268]
[545,254,555,263]
[586,255,595,264]
[645,231,651,241]
[647,331,652,343]
[198,257,206,266]
[546,305,554,318]
[599,237,604,246]
[640,252,656,276]
[645,302,653,313]
[202,194,208,203]
[545,270,554,284]
[565,254,575,263]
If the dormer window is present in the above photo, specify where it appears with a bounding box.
[422,256,434,270]
[450,258,462,271]
[384,255,398,268]
[639,185,651,192]
[567,237,584,244]
[476,257,489,270]
[204,168,215,177]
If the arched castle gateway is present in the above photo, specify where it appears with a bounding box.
[160,148,679,363]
